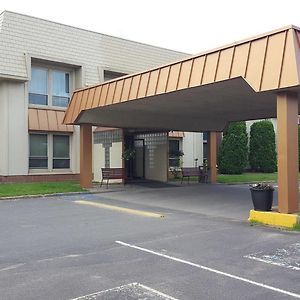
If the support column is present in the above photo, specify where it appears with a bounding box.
[277,92,299,213]
[80,124,93,189]
[208,132,217,184]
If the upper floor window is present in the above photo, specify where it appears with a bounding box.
[29,67,71,108]
[104,70,127,82]
[52,71,70,107]
[29,68,48,105]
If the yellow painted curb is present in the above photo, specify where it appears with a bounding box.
[74,200,164,218]
[248,209,299,228]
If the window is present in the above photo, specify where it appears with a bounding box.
[202,132,208,161]
[53,135,70,169]
[29,133,70,170]
[29,134,48,168]
[203,143,208,161]
[29,66,71,107]
[52,71,70,107]
[29,68,48,105]
[104,70,127,82]
[169,139,181,168]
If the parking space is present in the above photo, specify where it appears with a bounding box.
[72,283,179,300]
[0,184,298,299]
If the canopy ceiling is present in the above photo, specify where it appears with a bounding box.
[64,26,300,132]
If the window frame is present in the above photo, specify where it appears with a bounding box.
[104,70,127,82]
[29,132,72,173]
[28,66,49,106]
[29,133,48,169]
[29,64,72,109]
[202,132,208,161]
[52,134,71,169]
[51,70,71,107]
[168,138,183,169]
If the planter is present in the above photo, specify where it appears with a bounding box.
[250,189,274,211]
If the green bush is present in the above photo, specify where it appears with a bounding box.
[249,120,277,172]
[217,122,248,174]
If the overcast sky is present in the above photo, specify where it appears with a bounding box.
[0,0,300,54]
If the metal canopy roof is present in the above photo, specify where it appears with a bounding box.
[64,26,300,132]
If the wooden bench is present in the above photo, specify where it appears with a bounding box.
[181,167,208,184]
[100,168,125,188]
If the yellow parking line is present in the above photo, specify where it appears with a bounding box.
[74,200,164,218]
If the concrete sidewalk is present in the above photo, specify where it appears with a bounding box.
[91,182,278,221]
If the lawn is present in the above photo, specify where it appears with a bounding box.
[217,172,279,184]
[217,172,300,184]
[0,181,84,197]
[173,172,300,184]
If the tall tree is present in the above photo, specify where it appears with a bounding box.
[249,120,277,173]
[217,122,248,174]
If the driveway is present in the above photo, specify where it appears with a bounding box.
[93,182,278,220]
[0,183,298,300]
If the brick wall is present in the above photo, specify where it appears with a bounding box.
[0,174,80,183]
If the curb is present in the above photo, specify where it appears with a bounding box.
[0,188,127,201]
[0,191,90,200]
[248,209,300,228]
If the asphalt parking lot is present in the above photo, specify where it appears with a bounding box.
[0,183,299,300]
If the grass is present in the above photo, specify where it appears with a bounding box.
[0,181,84,197]
[293,224,300,231]
[173,172,279,184]
[217,172,279,184]
[249,220,266,227]
[250,220,300,232]
[173,172,300,184]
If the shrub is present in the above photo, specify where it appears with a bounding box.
[217,122,248,174]
[249,120,277,173]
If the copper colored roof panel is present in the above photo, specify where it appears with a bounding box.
[29,108,74,132]
[64,26,300,126]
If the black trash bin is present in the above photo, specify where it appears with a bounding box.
[250,184,274,211]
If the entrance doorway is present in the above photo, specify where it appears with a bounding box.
[133,139,145,179]
[124,135,145,181]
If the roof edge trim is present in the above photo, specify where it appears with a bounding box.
[72,25,299,94]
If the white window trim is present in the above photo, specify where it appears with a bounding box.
[29,64,73,109]
[29,132,72,174]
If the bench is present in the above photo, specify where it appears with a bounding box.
[100,168,125,188]
[181,167,208,184]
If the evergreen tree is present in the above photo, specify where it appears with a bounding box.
[217,122,248,174]
[249,120,277,173]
